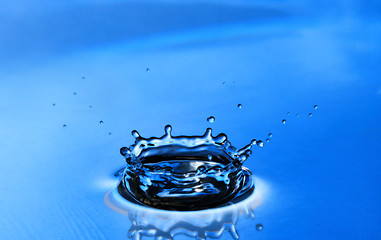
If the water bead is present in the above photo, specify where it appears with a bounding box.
[314,105,318,109]
[256,223,263,231]
[282,119,286,124]
[237,104,242,109]
[131,130,140,138]
[207,116,215,123]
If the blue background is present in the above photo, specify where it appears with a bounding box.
[0,0,380,239]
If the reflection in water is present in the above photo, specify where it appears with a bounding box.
[105,178,265,240]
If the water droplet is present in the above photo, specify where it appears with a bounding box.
[89,105,92,108]
[256,223,263,231]
[146,68,150,72]
[250,139,257,145]
[266,139,270,142]
[237,104,242,109]
[207,154,212,161]
[120,147,130,156]
[222,82,226,85]
[268,133,272,138]
[99,120,104,125]
[82,76,85,79]
[52,103,56,107]
[108,132,112,135]
[309,113,312,117]
[282,119,286,124]
[296,114,299,117]
[257,140,264,147]
[287,112,290,115]
[314,105,318,109]
[63,124,67,128]
[207,116,215,123]
[131,130,140,138]
[164,125,172,135]
[73,92,77,96]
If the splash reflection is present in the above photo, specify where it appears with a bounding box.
[105,178,264,240]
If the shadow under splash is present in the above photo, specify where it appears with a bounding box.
[104,180,263,240]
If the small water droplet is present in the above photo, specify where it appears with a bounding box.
[99,120,104,125]
[282,119,286,124]
[268,133,272,138]
[120,147,130,156]
[207,116,215,123]
[257,140,264,147]
[256,223,263,231]
[287,112,290,115]
[89,105,92,108]
[52,103,56,107]
[63,124,67,128]
[73,92,77,96]
[146,68,150,72]
[132,130,140,138]
[207,154,212,161]
[296,114,299,117]
[222,82,226,85]
[237,104,242,109]
[164,125,172,135]
[314,105,318,109]
[266,139,270,142]
[309,113,312,117]
[82,76,85,79]
[108,132,112,135]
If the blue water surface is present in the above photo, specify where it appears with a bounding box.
[0,0,380,239]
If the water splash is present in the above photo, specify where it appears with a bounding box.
[119,125,256,210]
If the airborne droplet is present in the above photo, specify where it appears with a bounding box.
[282,119,286,124]
[309,113,312,117]
[257,140,264,147]
[207,116,215,123]
[256,223,263,231]
[99,120,104,125]
[296,114,299,117]
[237,104,242,109]
[266,139,270,142]
[146,68,150,72]
[314,105,318,109]
[268,133,272,138]
[63,124,67,128]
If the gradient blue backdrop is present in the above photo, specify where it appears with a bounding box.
[0,0,380,239]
